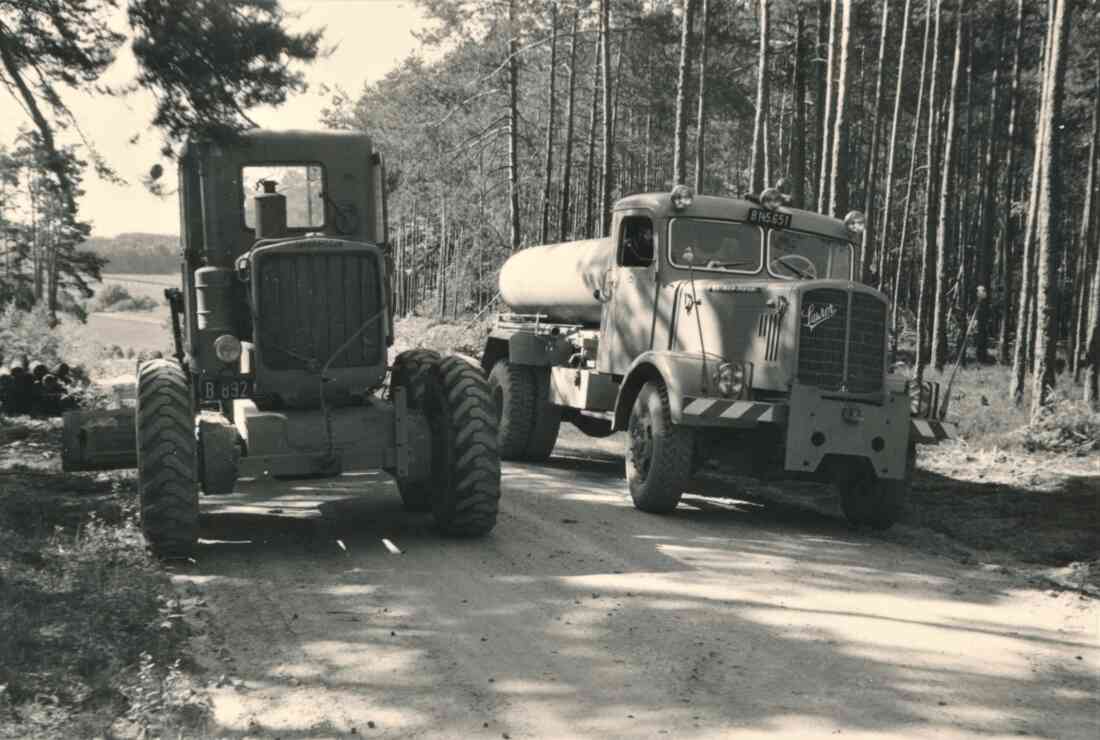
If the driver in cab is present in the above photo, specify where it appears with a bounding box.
[678,236,745,271]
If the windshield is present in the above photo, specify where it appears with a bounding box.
[768,230,853,280]
[668,218,762,273]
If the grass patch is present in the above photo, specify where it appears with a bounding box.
[0,417,206,738]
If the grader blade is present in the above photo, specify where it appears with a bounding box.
[61,408,138,472]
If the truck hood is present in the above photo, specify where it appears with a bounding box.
[666,278,888,393]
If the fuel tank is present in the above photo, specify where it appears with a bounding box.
[498,238,615,325]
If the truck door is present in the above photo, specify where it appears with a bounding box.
[600,213,659,375]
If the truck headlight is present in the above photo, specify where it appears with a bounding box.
[715,362,746,398]
[214,334,243,364]
[761,187,784,210]
[671,184,694,210]
[844,210,866,239]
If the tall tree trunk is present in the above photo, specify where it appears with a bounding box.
[584,33,601,239]
[975,0,1006,364]
[507,0,521,252]
[673,0,696,186]
[817,0,839,212]
[539,3,559,245]
[750,0,770,193]
[930,7,962,372]
[877,0,911,292]
[1081,59,1100,404]
[599,0,613,235]
[693,0,711,193]
[861,0,889,282]
[997,0,1027,366]
[813,0,828,206]
[1011,4,1055,406]
[788,2,807,208]
[825,0,851,219]
[558,8,579,242]
[914,0,943,374]
[891,0,934,332]
[1030,0,1071,418]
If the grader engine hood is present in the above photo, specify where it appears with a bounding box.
[669,279,889,396]
[247,238,389,407]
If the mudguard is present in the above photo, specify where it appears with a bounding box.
[612,351,712,430]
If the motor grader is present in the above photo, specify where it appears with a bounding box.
[63,130,501,556]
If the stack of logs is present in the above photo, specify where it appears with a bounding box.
[0,361,83,417]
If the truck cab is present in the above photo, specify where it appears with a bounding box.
[483,186,952,529]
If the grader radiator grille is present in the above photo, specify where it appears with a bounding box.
[798,288,886,394]
[256,251,383,370]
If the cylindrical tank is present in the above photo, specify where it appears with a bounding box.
[498,238,615,325]
[195,267,235,332]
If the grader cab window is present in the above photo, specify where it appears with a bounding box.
[619,216,655,267]
[242,165,325,229]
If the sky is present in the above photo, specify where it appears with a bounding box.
[0,0,429,238]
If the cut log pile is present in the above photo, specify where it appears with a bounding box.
[0,361,87,418]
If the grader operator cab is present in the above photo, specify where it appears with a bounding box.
[484,185,953,529]
[63,130,501,556]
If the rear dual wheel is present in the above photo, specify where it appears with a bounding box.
[393,351,501,536]
[488,360,560,462]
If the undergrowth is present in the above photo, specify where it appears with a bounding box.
[0,418,206,738]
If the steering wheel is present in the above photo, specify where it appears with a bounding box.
[769,254,818,279]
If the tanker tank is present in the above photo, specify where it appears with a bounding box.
[498,238,615,325]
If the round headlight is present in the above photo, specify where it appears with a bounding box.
[844,210,866,239]
[214,334,242,364]
[671,184,694,210]
[715,362,746,398]
[761,187,784,211]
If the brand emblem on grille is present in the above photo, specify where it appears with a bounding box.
[802,303,839,333]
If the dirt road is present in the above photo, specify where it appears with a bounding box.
[175,448,1099,739]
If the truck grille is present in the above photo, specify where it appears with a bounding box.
[255,250,383,370]
[798,288,885,394]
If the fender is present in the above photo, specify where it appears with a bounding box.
[482,329,572,372]
[612,350,713,430]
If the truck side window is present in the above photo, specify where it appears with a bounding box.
[619,216,655,267]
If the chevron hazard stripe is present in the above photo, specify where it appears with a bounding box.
[910,418,954,443]
[681,397,784,424]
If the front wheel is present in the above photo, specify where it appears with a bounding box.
[625,381,693,514]
[390,349,441,512]
[835,446,912,530]
[136,359,198,557]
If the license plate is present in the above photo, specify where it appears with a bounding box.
[200,377,253,401]
[748,208,791,228]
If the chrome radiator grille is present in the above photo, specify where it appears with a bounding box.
[798,288,886,394]
[255,250,383,371]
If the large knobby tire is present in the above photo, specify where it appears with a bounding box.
[488,359,536,460]
[835,445,912,530]
[390,349,442,512]
[136,359,198,557]
[421,355,501,536]
[625,381,693,514]
[523,366,561,461]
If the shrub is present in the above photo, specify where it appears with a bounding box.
[91,284,159,313]
[1015,397,1100,455]
[0,303,62,368]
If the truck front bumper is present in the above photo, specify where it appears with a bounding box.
[680,384,955,481]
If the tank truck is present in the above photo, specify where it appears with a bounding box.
[482,185,952,529]
[62,130,501,556]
